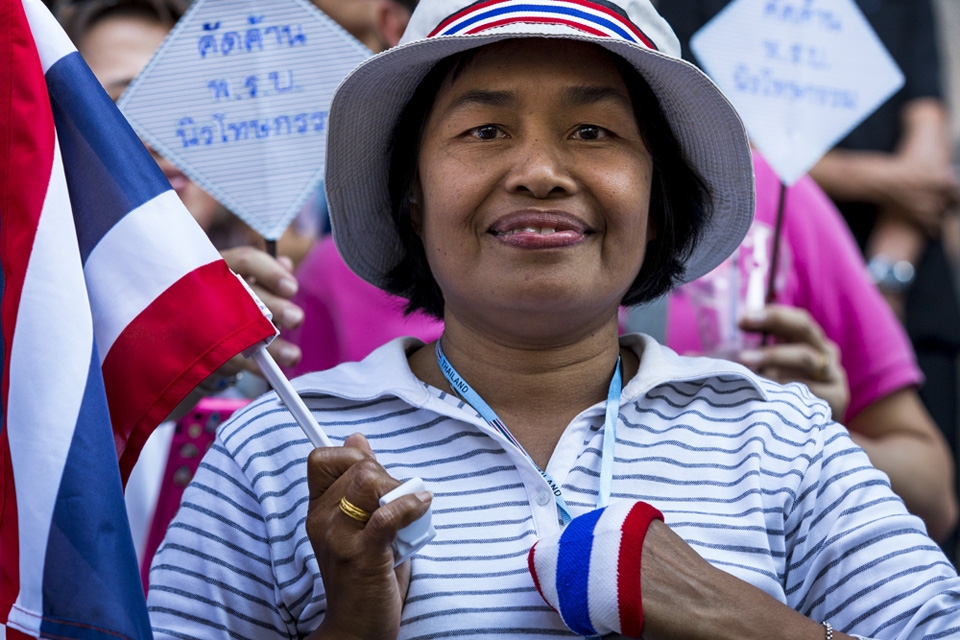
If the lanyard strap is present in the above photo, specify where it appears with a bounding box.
[435,340,622,525]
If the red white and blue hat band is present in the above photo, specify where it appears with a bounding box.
[429,0,658,49]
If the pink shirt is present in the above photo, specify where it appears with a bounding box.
[668,153,923,421]
[285,236,443,376]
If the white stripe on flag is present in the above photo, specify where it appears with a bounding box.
[22,0,74,73]
[85,189,222,360]
[6,135,90,637]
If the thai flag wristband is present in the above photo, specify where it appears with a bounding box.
[528,500,664,638]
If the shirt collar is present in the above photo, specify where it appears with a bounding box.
[291,334,769,406]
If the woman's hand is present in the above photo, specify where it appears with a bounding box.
[639,520,855,640]
[221,245,304,370]
[306,434,432,640]
[736,304,849,420]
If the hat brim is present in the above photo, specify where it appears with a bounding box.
[326,32,755,292]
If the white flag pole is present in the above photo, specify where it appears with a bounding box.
[251,346,333,448]
[250,345,436,564]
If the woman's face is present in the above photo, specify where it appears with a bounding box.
[416,39,655,329]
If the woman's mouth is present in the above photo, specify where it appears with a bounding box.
[490,213,589,249]
[164,171,189,194]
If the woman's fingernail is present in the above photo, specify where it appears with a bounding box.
[743,308,766,322]
[416,491,433,503]
[278,276,298,297]
[283,306,304,326]
[278,343,301,364]
[738,349,762,364]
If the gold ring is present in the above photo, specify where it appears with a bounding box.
[814,352,829,382]
[339,496,372,523]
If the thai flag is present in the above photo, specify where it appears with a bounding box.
[0,1,278,638]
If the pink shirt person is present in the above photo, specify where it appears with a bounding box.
[668,153,923,422]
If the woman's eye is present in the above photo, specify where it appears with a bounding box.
[470,125,503,140]
[573,125,606,140]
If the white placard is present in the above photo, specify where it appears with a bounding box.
[691,0,904,185]
[118,0,370,239]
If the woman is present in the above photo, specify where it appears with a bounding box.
[147,0,960,637]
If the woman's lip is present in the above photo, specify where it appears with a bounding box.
[488,211,589,235]
[164,171,189,193]
[488,211,590,249]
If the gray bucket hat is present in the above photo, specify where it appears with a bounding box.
[325,0,755,291]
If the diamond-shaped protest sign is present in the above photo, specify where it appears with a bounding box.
[118,0,370,239]
[691,0,903,185]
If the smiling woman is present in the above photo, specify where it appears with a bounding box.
[145,0,960,638]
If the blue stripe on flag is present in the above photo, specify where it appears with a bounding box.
[556,507,603,635]
[443,3,638,41]
[41,343,152,640]
[44,52,171,265]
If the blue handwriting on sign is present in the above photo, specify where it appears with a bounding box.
[175,111,328,147]
[198,16,307,58]
[763,0,841,31]
[207,70,297,101]
[733,64,857,108]
[762,40,829,69]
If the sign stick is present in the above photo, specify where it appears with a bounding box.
[761,180,787,346]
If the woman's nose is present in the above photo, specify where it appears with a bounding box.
[504,138,578,199]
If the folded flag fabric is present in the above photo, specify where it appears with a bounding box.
[528,500,664,638]
[0,1,278,638]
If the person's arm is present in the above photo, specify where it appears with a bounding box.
[639,420,960,640]
[810,99,959,236]
[847,387,958,542]
[737,305,957,541]
[640,520,860,640]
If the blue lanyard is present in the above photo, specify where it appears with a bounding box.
[435,340,622,526]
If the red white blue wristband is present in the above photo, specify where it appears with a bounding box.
[528,500,664,638]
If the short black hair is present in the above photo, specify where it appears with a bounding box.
[384,43,709,320]
[54,0,188,47]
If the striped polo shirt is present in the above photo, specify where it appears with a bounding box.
[147,335,960,639]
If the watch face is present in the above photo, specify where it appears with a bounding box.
[868,257,915,293]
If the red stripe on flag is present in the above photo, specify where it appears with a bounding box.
[0,0,58,624]
[101,260,275,483]
[4,625,35,640]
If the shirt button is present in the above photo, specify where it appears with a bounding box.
[536,490,551,506]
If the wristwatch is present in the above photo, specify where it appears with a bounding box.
[866,255,915,294]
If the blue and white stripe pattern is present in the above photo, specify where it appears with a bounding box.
[428,0,658,49]
[147,336,960,639]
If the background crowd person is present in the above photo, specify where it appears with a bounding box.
[667,150,958,546]
[52,0,310,566]
[658,0,960,556]
[284,0,443,374]
[54,0,309,376]
[147,0,960,637]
